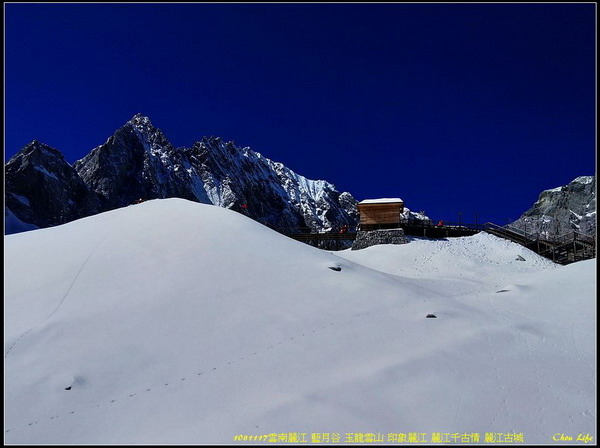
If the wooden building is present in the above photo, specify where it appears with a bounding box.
[357,198,404,230]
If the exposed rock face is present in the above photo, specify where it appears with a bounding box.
[5,140,101,229]
[351,228,408,250]
[188,136,358,231]
[5,114,358,234]
[73,114,210,210]
[509,176,596,238]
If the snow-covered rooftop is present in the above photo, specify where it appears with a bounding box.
[358,197,404,204]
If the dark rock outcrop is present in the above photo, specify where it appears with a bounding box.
[5,140,101,229]
[351,228,408,250]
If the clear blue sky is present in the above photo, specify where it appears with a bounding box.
[5,3,596,225]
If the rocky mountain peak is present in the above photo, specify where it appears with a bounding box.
[127,113,157,138]
[11,140,65,163]
[510,175,596,238]
[5,139,101,229]
[128,112,152,125]
[6,141,71,186]
[121,113,172,155]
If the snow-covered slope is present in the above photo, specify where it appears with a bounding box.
[4,199,595,444]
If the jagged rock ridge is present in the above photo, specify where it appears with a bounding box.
[5,114,358,234]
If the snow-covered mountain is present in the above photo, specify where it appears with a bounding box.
[509,175,596,238]
[401,207,432,224]
[5,198,595,444]
[183,134,357,230]
[5,114,358,234]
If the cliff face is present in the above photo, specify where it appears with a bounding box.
[509,176,596,238]
[5,140,101,229]
[187,136,358,231]
[5,114,358,234]
[73,114,209,211]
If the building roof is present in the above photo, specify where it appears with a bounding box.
[358,198,404,205]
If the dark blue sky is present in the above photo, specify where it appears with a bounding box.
[5,3,596,225]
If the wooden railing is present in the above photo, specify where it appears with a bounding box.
[275,220,484,245]
[483,222,596,265]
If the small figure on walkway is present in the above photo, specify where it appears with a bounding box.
[437,220,444,227]
[339,224,349,234]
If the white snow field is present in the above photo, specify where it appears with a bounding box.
[4,199,596,444]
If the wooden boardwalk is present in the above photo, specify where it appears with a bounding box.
[277,221,596,265]
[279,220,482,245]
[483,223,596,265]
[399,222,481,238]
